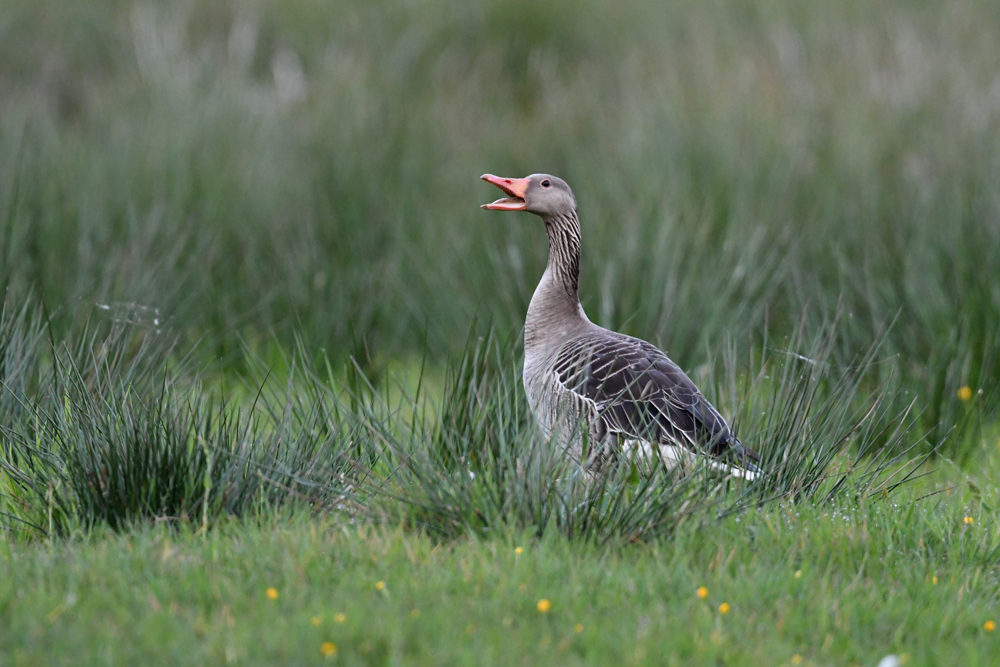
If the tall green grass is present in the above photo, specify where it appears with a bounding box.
[2,0,997,459]
[1,295,925,540]
[0,296,359,536]
[1,1,998,457]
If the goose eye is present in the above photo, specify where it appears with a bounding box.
[541,179,551,188]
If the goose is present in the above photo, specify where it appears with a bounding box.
[481,173,760,479]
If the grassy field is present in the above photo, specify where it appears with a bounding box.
[1,0,999,664]
[3,490,999,666]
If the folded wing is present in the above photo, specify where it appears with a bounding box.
[551,330,756,466]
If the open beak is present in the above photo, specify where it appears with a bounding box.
[481,174,529,211]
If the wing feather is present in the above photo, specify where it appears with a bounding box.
[551,330,756,466]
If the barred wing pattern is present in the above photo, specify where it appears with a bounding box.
[551,330,755,466]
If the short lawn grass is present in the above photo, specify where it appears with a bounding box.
[4,474,998,666]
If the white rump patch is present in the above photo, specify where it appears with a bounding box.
[622,440,758,481]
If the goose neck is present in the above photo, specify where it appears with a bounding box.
[524,210,588,352]
[541,210,582,300]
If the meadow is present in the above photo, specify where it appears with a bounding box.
[1,0,999,664]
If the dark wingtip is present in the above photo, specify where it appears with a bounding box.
[732,442,763,476]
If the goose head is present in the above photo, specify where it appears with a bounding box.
[481,173,576,218]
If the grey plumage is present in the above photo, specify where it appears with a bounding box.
[481,172,759,478]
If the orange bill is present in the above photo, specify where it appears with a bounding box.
[481,174,529,210]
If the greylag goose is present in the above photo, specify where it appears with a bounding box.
[481,173,760,479]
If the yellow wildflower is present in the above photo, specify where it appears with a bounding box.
[790,655,803,665]
[958,386,972,401]
[537,599,552,613]
[334,613,346,623]
[696,586,709,599]
[719,602,731,614]
[320,642,337,657]
[310,616,321,626]
[375,581,385,591]
[986,620,996,632]
[964,516,974,525]
[794,570,802,579]
[515,547,523,555]
[266,588,278,601]
[574,623,584,633]
[932,576,938,585]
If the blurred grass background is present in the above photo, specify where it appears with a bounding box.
[1,0,998,458]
